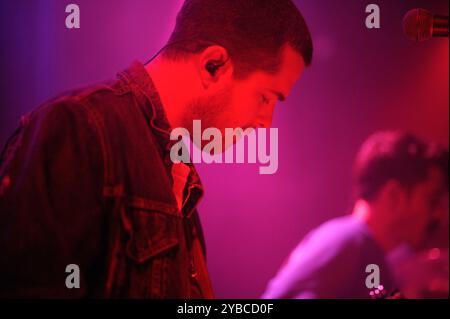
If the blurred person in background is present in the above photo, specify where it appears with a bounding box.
[388,146,449,298]
[262,131,449,299]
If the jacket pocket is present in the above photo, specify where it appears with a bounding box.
[118,196,182,298]
[122,196,181,263]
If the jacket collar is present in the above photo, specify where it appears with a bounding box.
[118,61,204,217]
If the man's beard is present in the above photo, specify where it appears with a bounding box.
[182,85,236,153]
[185,85,234,136]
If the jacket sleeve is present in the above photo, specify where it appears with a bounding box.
[0,100,105,297]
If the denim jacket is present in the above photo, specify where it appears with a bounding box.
[0,62,214,298]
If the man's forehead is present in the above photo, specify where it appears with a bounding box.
[248,47,305,93]
[270,45,305,94]
[280,45,306,76]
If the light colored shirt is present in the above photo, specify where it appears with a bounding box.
[262,216,396,299]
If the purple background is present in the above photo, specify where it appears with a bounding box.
[0,0,448,298]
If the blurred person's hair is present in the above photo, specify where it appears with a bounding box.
[163,0,313,78]
[353,131,449,202]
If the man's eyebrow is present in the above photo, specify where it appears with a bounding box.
[270,90,286,102]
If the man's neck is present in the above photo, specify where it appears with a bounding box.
[145,56,195,129]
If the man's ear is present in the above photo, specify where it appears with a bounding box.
[198,45,233,88]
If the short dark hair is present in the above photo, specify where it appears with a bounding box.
[163,0,313,78]
[352,131,449,201]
